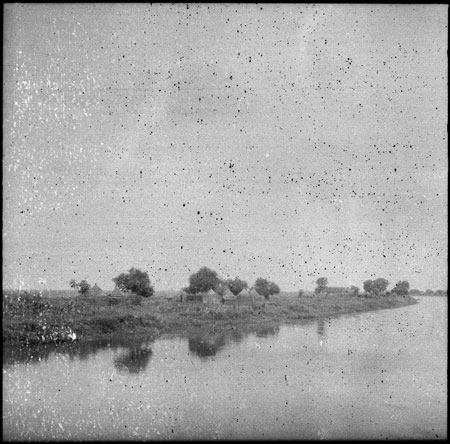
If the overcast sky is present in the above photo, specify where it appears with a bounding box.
[3,4,447,292]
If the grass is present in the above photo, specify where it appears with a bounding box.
[2,290,418,346]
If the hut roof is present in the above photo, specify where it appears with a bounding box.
[249,287,261,297]
[86,284,105,297]
[236,289,252,301]
[222,287,236,300]
[110,286,125,297]
[204,290,221,300]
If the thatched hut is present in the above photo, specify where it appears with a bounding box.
[248,287,266,305]
[203,289,222,304]
[221,287,236,307]
[236,288,252,304]
[85,284,106,297]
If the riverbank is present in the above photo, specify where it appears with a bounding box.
[2,291,418,346]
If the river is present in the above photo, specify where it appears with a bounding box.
[3,297,447,440]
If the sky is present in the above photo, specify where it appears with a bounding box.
[3,4,448,292]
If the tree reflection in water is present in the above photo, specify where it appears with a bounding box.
[113,346,153,374]
[4,325,284,367]
[316,318,328,347]
[3,336,154,373]
[188,325,280,358]
[188,333,226,357]
[254,325,279,338]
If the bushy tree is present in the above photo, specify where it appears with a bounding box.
[315,277,328,293]
[391,280,410,296]
[112,268,154,297]
[268,281,281,296]
[187,267,221,294]
[225,277,248,296]
[363,278,389,296]
[373,278,389,294]
[363,280,373,294]
[254,278,280,300]
[69,279,91,295]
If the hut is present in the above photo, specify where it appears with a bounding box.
[249,287,266,304]
[236,288,252,304]
[222,287,236,301]
[203,289,222,305]
[110,286,126,297]
[86,284,106,297]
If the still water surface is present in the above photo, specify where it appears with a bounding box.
[3,297,447,440]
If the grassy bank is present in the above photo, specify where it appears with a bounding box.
[2,290,418,346]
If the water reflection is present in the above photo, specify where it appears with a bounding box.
[188,333,226,357]
[3,335,155,374]
[255,325,279,338]
[316,318,328,348]
[316,318,328,338]
[4,324,284,367]
[188,325,280,358]
[113,345,153,374]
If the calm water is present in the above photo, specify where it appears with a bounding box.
[3,297,447,440]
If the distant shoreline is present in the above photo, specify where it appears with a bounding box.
[3,291,419,347]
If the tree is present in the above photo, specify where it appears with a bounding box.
[315,277,328,293]
[363,278,389,296]
[373,278,389,295]
[268,281,281,296]
[391,280,410,296]
[254,278,280,300]
[69,279,91,295]
[316,277,328,288]
[112,268,154,297]
[363,279,373,295]
[187,267,221,294]
[225,277,248,296]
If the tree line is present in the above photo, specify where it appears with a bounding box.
[69,266,281,300]
[306,276,412,297]
[70,269,446,299]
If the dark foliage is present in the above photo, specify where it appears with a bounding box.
[186,267,221,294]
[112,268,154,297]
